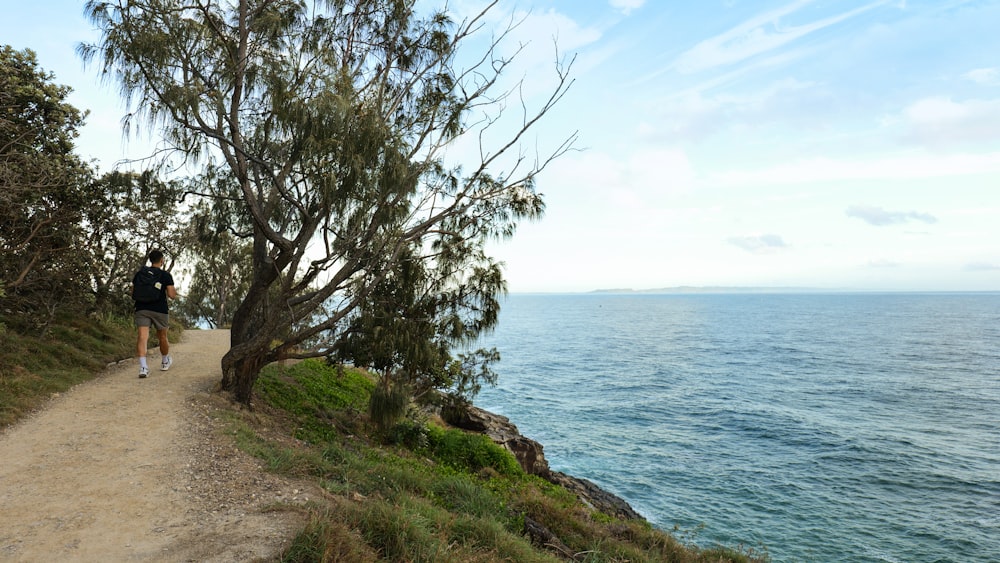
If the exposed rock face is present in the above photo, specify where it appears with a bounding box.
[442,405,552,477]
[523,515,575,559]
[547,470,644,521]
[443,404,644,522]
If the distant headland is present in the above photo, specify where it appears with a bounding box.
[588,286,837,294]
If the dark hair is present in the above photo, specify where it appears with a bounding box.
[148,249,164,265]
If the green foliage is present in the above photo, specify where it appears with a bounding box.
[368,381,410,432]
[384,417,430,450]
[357,498,443,561]
[430,474,507,520]
[0,46,91,315]
[281,511,379,563]
[333,244,505,407]
[255,359,373,443]
[81,171,188,318]
[232,424,330,476]
[172,177,254,329]
[0,46,185,322]
[424,424,524,477]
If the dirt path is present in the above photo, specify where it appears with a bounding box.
[0,329,308,562]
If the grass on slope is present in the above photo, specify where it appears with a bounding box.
[0,311,180,428]
[225,358,771,563]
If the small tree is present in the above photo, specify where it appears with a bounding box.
[83,0,574,405]
[333,243,504,426]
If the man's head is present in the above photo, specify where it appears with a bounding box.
[148,249,164,266]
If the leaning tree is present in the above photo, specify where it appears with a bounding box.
[82,0,574,405]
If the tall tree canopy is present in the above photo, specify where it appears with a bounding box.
[0,46,90,307]
[82,0,574,405]
[1,46,186,325]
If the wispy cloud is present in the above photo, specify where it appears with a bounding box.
[965,67,1000,85]
[866,258,901,268]
[642,76,820,141]
[845,205,937,226]
[728,233,789,253]
[901,96,1000,148]
[609,0,645,16]
[964,262,1000,272]
[711,151,1000,187]
[671,0,889,74]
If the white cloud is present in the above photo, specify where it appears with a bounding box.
[965,67,1000,85]
[609,0,645,16]
[458,7,604,102]
[711,151,1000,187]
[901,96,1000,147]
[964,262,1000,272]
[671,0,889,74]
[845,205,937,226]
[866,258,901,268]
[641,76,821,142]
[513,9,603,54]
[625,148,697,198]
[440,2,603,98]
[728,233,789,254]
[538,147,696,210]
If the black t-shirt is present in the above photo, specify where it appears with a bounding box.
[132,267,174,314]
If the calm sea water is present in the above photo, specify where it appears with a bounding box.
[474,293,1000,563]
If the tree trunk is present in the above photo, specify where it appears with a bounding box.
[219,237,278,405]
[221,288,269,405]
[220,351,265,405]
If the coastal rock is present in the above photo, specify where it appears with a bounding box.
[547,471,644,521]
[444,404,643,522]
[442,405,551,477]
[523,515,575,559]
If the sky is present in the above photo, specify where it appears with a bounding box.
[3,1,1000,293]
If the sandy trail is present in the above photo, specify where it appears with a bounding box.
[0,329,306,562]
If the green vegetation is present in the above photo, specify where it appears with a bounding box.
[82,0,574,406]
[232,358,770,562]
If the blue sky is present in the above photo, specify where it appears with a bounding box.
[4,1,1000,292]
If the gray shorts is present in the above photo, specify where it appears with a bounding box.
[134,310,170,330]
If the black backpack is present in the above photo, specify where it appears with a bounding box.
[132,267,164,303]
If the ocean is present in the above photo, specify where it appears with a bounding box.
[473,293,1000,563]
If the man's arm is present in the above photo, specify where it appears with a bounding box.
[166,285,178,299]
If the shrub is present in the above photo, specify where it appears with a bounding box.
[368,381,409,432]
[424,424,523,477]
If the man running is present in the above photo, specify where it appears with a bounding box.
[131,249,177,378]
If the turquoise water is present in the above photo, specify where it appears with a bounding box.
[474,293,1000,562]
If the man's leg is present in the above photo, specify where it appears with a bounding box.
[136,325,150,377]
[156,327,169,356]
[136,325,149,358]
[157,325,172,371]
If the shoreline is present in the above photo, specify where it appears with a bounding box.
[446,403,645,522]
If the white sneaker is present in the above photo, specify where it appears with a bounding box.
[161,357,172,371]
[139,366,149,378]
